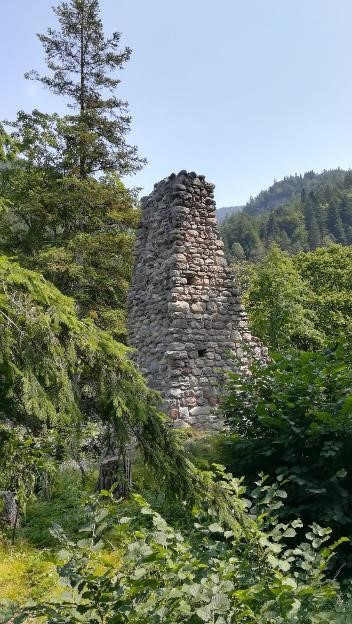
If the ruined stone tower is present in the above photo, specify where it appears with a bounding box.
[128,171,265,428]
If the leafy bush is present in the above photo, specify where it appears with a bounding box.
[20,469,96,548]
[244,244,324,349]
[240,244,352,350]
[220,345,352,573]
[294,245,352,341]
[5,470,351,624]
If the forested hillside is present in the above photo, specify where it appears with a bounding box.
[220,169,352,260]
[1,1,352,622]
[216,204,243,222]
[244,169,347,216]
[217,168,347,223]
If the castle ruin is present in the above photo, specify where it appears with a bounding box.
[128,171,266,429]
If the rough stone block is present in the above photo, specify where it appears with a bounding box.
[190,406,211,417]
[179,407,190,419]
[173,419,190,429]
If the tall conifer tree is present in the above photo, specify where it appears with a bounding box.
[302,191,322,249]
[25,0,145,179]
[327,200,346,244]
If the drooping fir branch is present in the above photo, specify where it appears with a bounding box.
[0,255,190,497]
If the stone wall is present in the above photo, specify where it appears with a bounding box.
[128,170,266,429]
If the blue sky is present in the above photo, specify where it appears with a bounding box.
[0,0,351,206]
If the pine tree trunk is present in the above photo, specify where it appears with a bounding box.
[79,7,87,179]
[96,453,132,498]
[0,491,20,528]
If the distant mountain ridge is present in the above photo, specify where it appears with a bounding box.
[219,167,352,260]
[216,205,243,222]
[216,169,348,222]
[243,169,347,216]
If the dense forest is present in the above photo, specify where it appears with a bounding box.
[217,169,347,223]
[1,1,352,622]
[220,169,352,260]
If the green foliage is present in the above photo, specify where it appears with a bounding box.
[0,428,58,534]
[293,245,352,341]
[21,468,97,548]
[220,345,352,570]
[244,244,323,349]
[0,255,191,499]
[8,471,350,623]
[0,150,138,337]
[221,212,265,261]
[242,244,352,349]
[0,125,17,165]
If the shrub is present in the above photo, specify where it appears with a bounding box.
[5,470,351,624]
[220,345,352,573]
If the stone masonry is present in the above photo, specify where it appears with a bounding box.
[128,171,266,429]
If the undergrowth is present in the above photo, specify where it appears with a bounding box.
[0,468,99,604]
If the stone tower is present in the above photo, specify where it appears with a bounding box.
[128,171,265,428]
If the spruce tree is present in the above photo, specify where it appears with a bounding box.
[0,255,190,500]
[339,194,352,243]
[231,242,246,261]
[302,191,322,250]
[25,0,145,179]
[327,200,346,244]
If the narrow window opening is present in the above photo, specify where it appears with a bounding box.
[187,275,196,285]
[198,348,207,357]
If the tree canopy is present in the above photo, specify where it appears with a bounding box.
[242,243,352,350]
[1,0,145,339]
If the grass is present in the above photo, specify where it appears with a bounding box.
[0,466,130,611]
[20,468,96,548]
[0,468,96,605]
[0,542,59,603]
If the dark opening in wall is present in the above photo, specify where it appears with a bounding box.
[198,348,207,357]
[186,275,196,285]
